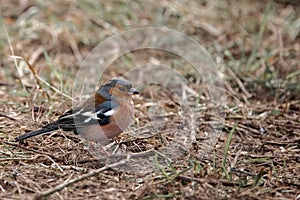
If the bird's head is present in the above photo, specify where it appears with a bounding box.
[98,77,139,100]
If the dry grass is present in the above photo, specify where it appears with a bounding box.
[1,0,299,199]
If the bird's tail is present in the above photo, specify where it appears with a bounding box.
[14,124,59,142]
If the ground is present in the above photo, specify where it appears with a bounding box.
[0,0,299,199]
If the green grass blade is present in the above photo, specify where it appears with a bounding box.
[222,124,236,180]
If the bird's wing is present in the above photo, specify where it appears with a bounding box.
[56,100,119,130]
[14,101,119,142]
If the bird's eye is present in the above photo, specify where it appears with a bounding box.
[119,86,127,92]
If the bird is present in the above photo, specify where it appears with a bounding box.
[14,77,140,142]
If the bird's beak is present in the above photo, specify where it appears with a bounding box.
[129,88,140,95]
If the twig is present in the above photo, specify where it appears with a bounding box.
[176,176,245,187]
[231,144,243,169]
[34,158,128,200]
[35,74,75,101]
[9,56,75,101]
[57,165,90,172]
[265,138,300,145]
[227,67,251,100]
[79,149,172,164]
[10,55,42,89]
[0,111,20,122]
[2,141,63,162]
[0,155,40,162]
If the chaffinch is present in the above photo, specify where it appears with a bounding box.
[14,77,140,142]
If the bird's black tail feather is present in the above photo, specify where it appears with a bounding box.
[14,124,59,142]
